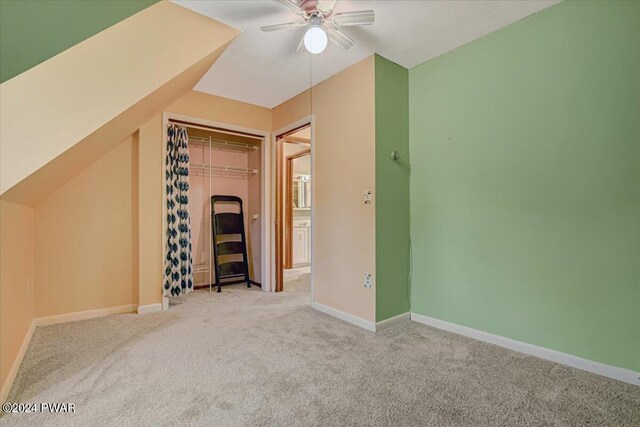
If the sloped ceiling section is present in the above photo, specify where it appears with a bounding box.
[0,1,239,203]
[2,46,232,207]
[0,0,159,83]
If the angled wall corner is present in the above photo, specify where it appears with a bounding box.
[0,1,239,202]
[374,54,410,323]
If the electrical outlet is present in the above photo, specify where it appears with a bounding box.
[364,190,372,205]
[364,273,372,288]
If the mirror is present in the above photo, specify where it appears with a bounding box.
[293,175,311,209]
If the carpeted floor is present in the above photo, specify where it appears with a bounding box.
[3,270,639,426]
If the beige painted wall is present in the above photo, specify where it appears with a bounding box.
[273,56,376,322]
[168,91,272,131]
[0,201,35,400]
[0,1,238,197]
[34,137,136,317]
[137,116,164,307]
[273,91,311,131]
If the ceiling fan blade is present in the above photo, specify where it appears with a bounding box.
[273,0,305,16]
[327,27,355,50]
[260,21,307,32]
[331,10,375,27]
[317,0,337,15]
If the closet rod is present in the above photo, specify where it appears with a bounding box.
[169,119,264,140]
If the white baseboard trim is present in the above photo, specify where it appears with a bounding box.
[376,312,410,331]
[137,303,162,314]
[311,302,375,332]
[1,319,36,404]
[35,304,137,326]
[410,313,639,386]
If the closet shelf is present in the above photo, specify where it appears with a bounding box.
[189,136,258,153]
[191,163,258,179]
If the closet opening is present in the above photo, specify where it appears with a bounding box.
[163,115,268,299]
[274,123,312,296]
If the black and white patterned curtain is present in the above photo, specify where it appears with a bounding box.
[164,124,193,297]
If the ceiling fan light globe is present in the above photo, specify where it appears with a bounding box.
[304,26,328,54]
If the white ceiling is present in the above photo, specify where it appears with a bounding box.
[173,0,559,108]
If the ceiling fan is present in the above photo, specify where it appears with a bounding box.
[261,0,375,54]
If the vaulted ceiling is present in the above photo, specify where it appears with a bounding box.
[174,0,560,108]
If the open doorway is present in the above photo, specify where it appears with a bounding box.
[274,124,312,294]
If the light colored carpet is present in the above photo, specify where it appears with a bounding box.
[3,271,639,426]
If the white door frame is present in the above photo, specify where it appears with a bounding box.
[272,115,315,305]
[161,112,271,306]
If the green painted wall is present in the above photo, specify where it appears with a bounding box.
[0,0,158,83]
[409,1,640,371]
[375,54,410,322]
